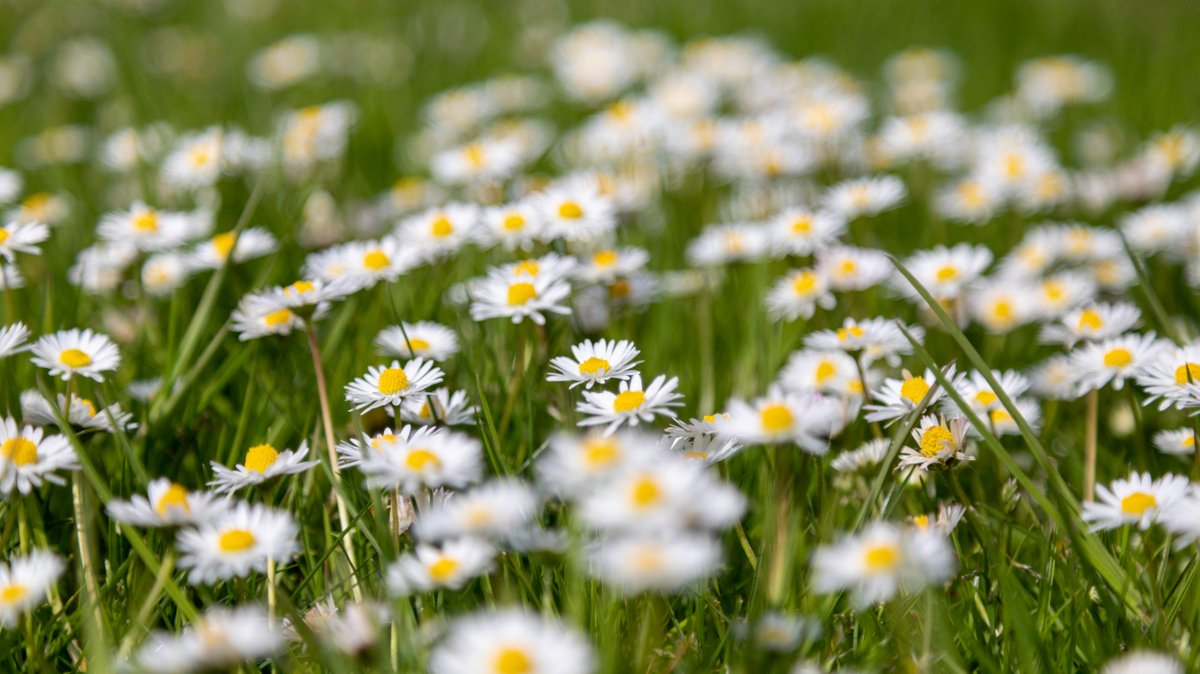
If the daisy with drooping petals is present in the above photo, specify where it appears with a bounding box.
[469,268,573,325]
[899,414,973,471]
[344,358,445,413]
[765,268,836,321]
[718,388,843,453]
[208,441,320,494]
[0,220,49,261]
[578,455,745,533]
[811,522,956,608]
[412,479,540,542]
[0,417,77,494]
[352,425,483,493]
[0,322,29,358]
[387,537,495,596]
[576,373,683,434]
[1069,332,1165,392]
[107,478,228,527]
[133,606,284,674]
[176,502,300,584]
[401,388,479,426]
[589,533,723,595]
[375,322,460,362]
[1082,472,1188,531]
[282,599,388,657]
[547,338,641,389]
[29,328,120,381]
[0,550,64,627]
[1039,302,1141,347]
[429,609,595,674]
[821,175,906,219]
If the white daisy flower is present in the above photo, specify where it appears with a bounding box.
[894,244,993,302]
[479,201,544,251]
[535,177,618,243]
[495,252,579,282]
[429,609,594,674]
[718,388,843,452]
[1082,472,1188,531]
[816,246,892,291]
[29,328,121,382]
[97,202,208,252]
[0,322,29,358]
[588,533,723,595]
[1134,343,1200,411]
[909,502,967,536]
[765,268,836,321]
[352,425,482,493]
[468,268,572,325]
[344,358,445,414]
[767,207,846,257]
[6,192,68,227]
[968,278,1038,334]
[1069,332,1166,392]
[1029,354,1080,400]
[400,388,478,426]
[0,220,49,261]
[899,414,973,471]
[547,338,641,389]
[1039,302,1141,347]
[188,228,278,270]
[865,366,967,424]
[208,441,319,494]
[1099,651,1182,674]
[980,398,1042,437]
[160,127,224,192]
[573,247,649,285]
[398,203,480,261]
[812,522,956,608]
[536,430,655,496]
[576,373,683,434]
[578,455,745,533]
[19,390,135,433]
[282,599,388,657]
[375,322,459,362]
[0,550,64,627]
[107,478,228,527]
[777,349,869,400]
[141,251,194,297]
[1153,429,1196,457]
[230,291,308,340]
[176,502,300,584]
[133,606,284,674]
[804,317,922,366]
[412,479,540,542]
[387,537,495,596]
[830,438,891,473]
[940,369,1030,418]
[664,415,743,464]
[935,177,1002,224]
[1032,271,1097,319]
[431,138,522,184]
[686,223,770,267]
[0,418,77,494]
[0,168,21,205]
[821,175,906,219]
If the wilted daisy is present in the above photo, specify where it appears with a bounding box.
[589,533,723,594]
[176,502,300,584]
[1153,429,1196,457]
[413,479,540,542]
[1068,332,1165,392]
[282,599,388,657]
[0,220,49,261]
[1039,302,1141,346]
[429,609,594,674]
[19,390,135,433]
[133,606,284,674]
[1082,472,1188,531]
[375,322,460,361]
[821,175,906,219]
[344,358,445,413]
[816,246,892,291]
[29,328,120,381]
[547,338,641,389]
[865,366,965,424]
[352,425,483,493]
[0,550,64,627]
[576,373,683,434]
[387,537,495,595]
[765,268,836,321]
[469,268,572,325]
[899,414,973,471]
[811,522,956,607]
[0,418,78,494]
[804,317,921,366]
[107,478,228,527]
[910,502,967,536]
[719,388,842,452]
[209,441,320,494]
[0,322,29,358]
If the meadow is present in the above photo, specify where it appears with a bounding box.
[1,0,1200,672]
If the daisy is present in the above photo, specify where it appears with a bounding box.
[412,479,541,542]
[1153,429,1196,457]
[968,279,1038,334]
[469,268,572,325]
[1039,302,1141,346]
[19,390,136,433]
[573,247,649,285]
[767,207,846,257]
[894,244,993,302]
[588,533,723,595]
[746,612,822,653]
[821,175,906,219]
[547,338,641,389]
[1069,332,1166,392]
[899,415,973,471]
[718,388,843,452]
[160,127,224,192]
[0,322,29,358]
[0,550,64,627]
[230,291,308,340]
[865,367,966,424]
[97,202,204,252]
[1029,354,1081,400]
[811,522,956,608]
[400,388,478,426]
[536,430,655,496]
[576,374,683,434]
[1082,472,1188,531]
[804,317,922,366]
[282,599,388,657]
[686,223,770,267]
[353,425,483,493]
[398,203,480,260]
[188,228,278,270]
[935,177,1002,224]
[1032,272,1096,319]
[176,502,300,584]
[1134,343,1200,411]
[765,268,836,321]
[387,537,495,596]
[209,441,320,494]
[0,417,77,494]
[375,322,459,362]
[830,438,891,473]
[496,252,579,282]
[664,415,743,464]
[910,502,967,536]
[432,138,522,185]
[107,478,228,527]
[141,252,194,296]
[0,220,49,261]
[479,201,544,251]
[981,398,1042,437]
[777,349,868,399]
[1099,651,1182,674]
[578,456,745,533]
[133,606,284,674]
[429,609,595,674]
[941,369,1030,418]
[816,246,892,291]
[344,358,445,413]
[535,177,618,243]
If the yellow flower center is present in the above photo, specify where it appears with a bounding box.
[912,514,930,530]
[919,425,955,458]
[428,557,459,581]
[512,260,539,276]
[578,357,611,376]
[837,326,865,341]
[863,543,901,572]
[377,367,410,395]
[244,444,279,474]
[405,449,440,472]
[59,349,92,368]
[974,391,998,407]
[759,404,794,433]
[609,279,631,299]
[557,201,584,219]
[592,249,618,268]
[1003,153,1024,179]
[900,377,930,405]
[583,439,619,468]
[791,216,812,234]
[630,476,662,508]
[935,265,958,282]
[1077,309,1103,332]
[217,529,256,553]
[1103,348,1133,368]
[407,338,430,352]
[613,390,645,412]
[990,409,1012,425]
[155,483,190,515]
[1174,363,1200,385]
[0,229,8,244]
[1120,491,1157,516]
[958,182,985,207]
[463,144,485,169]
[502,213,526,231]
[132,210,159,232]
[1042,280,1065,302]
[792,271,817,294]
[211,232,237,258]
[836,259,857,276]
[430,216,454,238]
[264,308,294,327]
[493,647,534,674]
[363,250,390,270]
[815,359,837,385]
[1,438,37,466]
[0,583,27,605]
[286,280,315,296]
[506,282,538,306]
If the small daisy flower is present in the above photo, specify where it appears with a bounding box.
[345,358,445,414]
[0,322,29,358]
[375,322,460,362]
[777,349,869,399]
[160,127,224,192]
[588,533,723,595]
[97,202,206,252]
[353,425,483,493]
[1039,302,1141,346]
[495,252,579,282]
[535,179,618,243]
[230,291,308,340]
[968,279,1038,334]
[141,252,194,297]
[865,366,966,424]
[400,388,479,426]
[19,390,135,433]
[398,203,480,260]
[685,222,770,267]
[412,479,540,542]
[909,502,967,536]
[816,246,892,291]
[1029,354,1080,400]
[1082,472,1188,531]
[469,268,572,325]
[576,373,683,434]
[811,522,956,608]
[821,175,906,219]
[0,550,64,627]
[387,537,495,596]
[536,430,654,496]
[664,415,743,464]
[107,478,228,527]
[573,247,649,285]
[718,388,843,453]
[176,502,300,584]
[547,338,641,389]
[0,418,77,494]
[1069,332,1166,392]
[0,220,49,261]
[29,328,121,382]
[431,137,522,184]
[765,268,836,321]
[1099,651,1182,674]
[6,192,68,227]
[1032,272,1097,319]
[831,438,891,473]
[1134,343,1200,411]
[282,599,388,657]
[746,612,822,653]
[894,244,993,302]
[804,317,922,366]
[304,237,418,292]
[941,369,1030,418]
[1153,429,1196,457]
[980,398,1042,437]
[479,201,544,251]
[429,609,595,674]
[578,455,745,533]
[935,177,1002,224]
[767,207,846,257]
[208,441,320,494]
[188,228,279,270]
[899,414,973,471]
[134,606,284,674]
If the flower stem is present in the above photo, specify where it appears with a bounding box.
[73,472,106,641]
[1084,389,1099,502]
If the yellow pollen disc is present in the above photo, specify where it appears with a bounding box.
[1077,309,1103,331]
[417,401,434,419]
[407,338,430,352]
[578,357,611,376]
[791,216,812,234]
[217,529,256,553]
[405,449,440,472]
[863,543,901,572]
[377,367,410,395]
[848,379,864,395]
[244,444,279,474]
[1187,436,1196,448]
[919,425,955,458]
[189,146,212,167]
[583,439,619,467]
[465,506,494,527]
[132,210,159,232]
[684,450,708,460]
[1003,154,1024,179]
[369,433,396,449]
[609,279,631,299]
[0,229,8,244]
[815,360,837,385]
[1103,348,1133,368]
[974,391,998,407]
[493,646,534,674]
[592,249,618,268]
[912,515,930,530]
[59,348,92,368]
[792,271,817,294]
[958,182,985,207]
[935,265,958,282]
[900,377,930,405]
[557,200,584,219]
[495,211,526,232]
[990,409,1012,425]
[264,308,294,327]
[837,326,865,341]
[513,260,539,276]
[836,259,857,276]
[1120,491,1157,516]
[22,193,50,210]
[506,282,538,306]
[463,144,485,169]
[211,232,237,258]
[630,476,662,507]
[428,557,459,581]
[363,250,390,270]
[991,300,1014,322]
[78,399,97,417]
[760,404,794,433]
[430,216,453,238]
[1,438,37,466]
[633,547,665,572]
[0,583,27,604]
[1174,363,1200,385]
[287,280,315,296]
[1042,281,1065,302]
[155,484,190,515]
[613,390,645,412]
